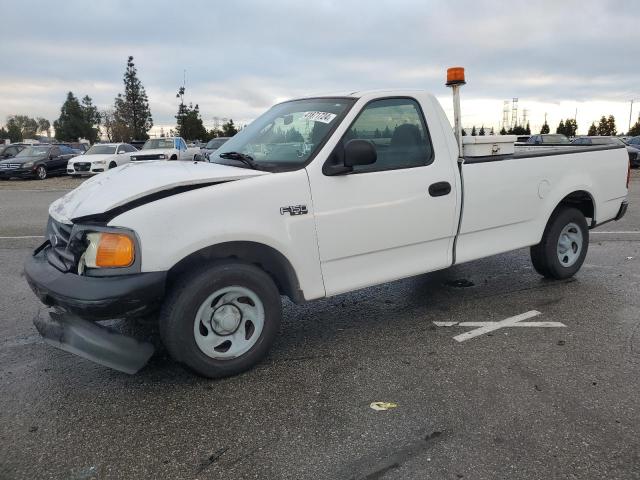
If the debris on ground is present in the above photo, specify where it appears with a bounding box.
[444,279,475,288]
[370,402,398,411]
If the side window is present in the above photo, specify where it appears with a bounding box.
[126,144,137,152]
[342,98,432,173]
[50,147,61,156]
[180,139,187,150]
[117,145,125,153]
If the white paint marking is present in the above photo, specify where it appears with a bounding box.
[0,235,44,239]
[432,310,566,342]
[591,231,640,234]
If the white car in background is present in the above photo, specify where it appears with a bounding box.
[130,137,202,162]
[67,143,138,176]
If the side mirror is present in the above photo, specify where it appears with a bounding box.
[344,139,377,167]
[117,150,124,154]
[323,139,377,176]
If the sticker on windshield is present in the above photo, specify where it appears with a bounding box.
[302,111,337,124]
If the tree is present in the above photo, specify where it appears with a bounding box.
[499,127,507,135]
[479,125,485,136]
[525,122,531,135]
[113,56,153,141]
[471,125,477,136]
[176,103,207,140]
[509,125,527,135]
[564,118,577,138]
[101,109,129,142]
[556,120,565,136]
[540,121,550,134]
[53,92,100,143]
[7,115,38,138]
[629,119,640,137]
[596,115,616,136]
[5,120,22,142]
[36,117,51,137]
[222,119,238,137]
[461,128,467,136]
[588,122,597,136]
[0,127,7,140]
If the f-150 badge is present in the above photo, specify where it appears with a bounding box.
[280,205,308,216]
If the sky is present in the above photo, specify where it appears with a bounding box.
[1,0,639,137]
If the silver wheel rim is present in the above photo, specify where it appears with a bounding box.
[557,222,583,267]
[37,167,46,179]
[193,286,265,359]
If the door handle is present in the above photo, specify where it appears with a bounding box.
[428,181,451,197]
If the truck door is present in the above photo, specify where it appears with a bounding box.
[307,97,458,296]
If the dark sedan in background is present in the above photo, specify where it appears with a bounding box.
[0,144,76,180]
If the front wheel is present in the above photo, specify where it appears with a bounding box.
[530,207,589,279]
[159,262,282,378]
[35,165,47,180]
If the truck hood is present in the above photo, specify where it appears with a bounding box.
[50,160,269,223]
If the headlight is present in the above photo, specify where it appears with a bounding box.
[93,160,106,165]
[22,161,34,168]
[158,154,167,159]
[81,232,135,269]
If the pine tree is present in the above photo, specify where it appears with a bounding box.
[540,121,550,134]
[556,120,565,135]
[629,119,640,137]
[222,119,238,137]
[479,125,485,136]
[588,122,597,136]
[471,126,477,136]
[499,127,507,135]
[113,56,153,141]
[596,116,608,136]
[606,115,616,136]
[525,122,531,135]
[53,92,100,142]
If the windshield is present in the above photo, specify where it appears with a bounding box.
[591,137,623,145]
[212,98,355,170]
[143,139,175,149]
[86,145,117,155]
[16,146,50,157]
[205,138,229,150]
[543,135,569,144]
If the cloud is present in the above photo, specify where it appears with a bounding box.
[1,0,639,135]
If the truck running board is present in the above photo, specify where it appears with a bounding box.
[33,309,155,375]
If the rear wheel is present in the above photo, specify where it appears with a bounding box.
[159,262,282,378]
[35,165,47,180]
[530,207,588,279]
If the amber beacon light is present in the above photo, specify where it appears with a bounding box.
[446,67,466,86]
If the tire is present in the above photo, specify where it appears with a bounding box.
[530,207,589,280]
[159,261,282,378]
[108,161,117,169]
[35,165,47,180]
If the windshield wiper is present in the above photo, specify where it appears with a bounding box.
[218,151,259,170]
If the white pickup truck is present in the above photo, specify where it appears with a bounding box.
[26,80,629,378]
[130,136,202,162]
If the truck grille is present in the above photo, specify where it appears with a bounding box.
[0,163,20,169]
[46,217,83,272]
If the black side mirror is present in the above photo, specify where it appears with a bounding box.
[344,139,377,167]
[323,139,377,176]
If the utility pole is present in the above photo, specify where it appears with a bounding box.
[629,99,634,133]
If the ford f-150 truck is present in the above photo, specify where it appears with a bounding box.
[25,71,629,378]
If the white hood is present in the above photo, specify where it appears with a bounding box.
[69,153,116,164]
[50,161,269,223]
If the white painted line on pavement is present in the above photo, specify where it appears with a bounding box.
[432,310,565,342]
[591,231,640,234]
[0,235,44,239]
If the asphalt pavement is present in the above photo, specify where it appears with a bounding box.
[0,174,639,479]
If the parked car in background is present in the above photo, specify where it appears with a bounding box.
[130,137,201,162]
[0,144,26,159]
[0,144,75,179]
[67,143,138,176]
[129,140,146,150]
[627,136,640,148]
[201,137,230,160]
[515,135,531,143]
[574,136,640,168]
[527,134,570,144]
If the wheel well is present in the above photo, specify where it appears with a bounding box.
[557,190,595,224]
[167,241,304,303]
[170,154,177,160]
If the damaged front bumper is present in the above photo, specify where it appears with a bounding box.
[34,308,154,374]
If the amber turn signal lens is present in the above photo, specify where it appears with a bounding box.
[446,67,466,86]
[95,233,134,268]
